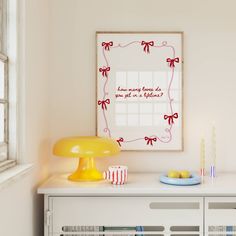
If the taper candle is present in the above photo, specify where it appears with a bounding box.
[210,126,216,178]
[200,138,205,177]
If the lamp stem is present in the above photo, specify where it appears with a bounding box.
[79,157,95,170]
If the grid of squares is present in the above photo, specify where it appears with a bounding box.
[115,71,181,127]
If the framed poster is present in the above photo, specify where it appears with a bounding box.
[96,32,183,151]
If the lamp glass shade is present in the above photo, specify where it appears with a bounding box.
[53,136,120,181]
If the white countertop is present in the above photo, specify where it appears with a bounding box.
[37,173,236,196]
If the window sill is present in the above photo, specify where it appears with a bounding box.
[0,160,17,172]
[0,163,33,190]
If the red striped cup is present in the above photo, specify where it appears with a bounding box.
[103,165,128,185]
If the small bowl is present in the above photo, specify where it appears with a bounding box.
[159,173,201,186]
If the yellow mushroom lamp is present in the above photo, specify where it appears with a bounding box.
[53,136,120,181]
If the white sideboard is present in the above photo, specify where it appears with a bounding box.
[38,173,236,236]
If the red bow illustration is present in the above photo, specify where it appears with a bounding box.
[98,99,110,110]
[164,113,178,125]
[99,67,110,77]
[141,41,154,53]
[102,41,113,51]
[144,136,157,146]
[117,137,124,147]
[166,57,180,67]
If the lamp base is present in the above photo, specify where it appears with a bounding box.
[68,157,103,182]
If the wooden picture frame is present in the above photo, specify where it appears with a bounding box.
[96,32,184,151]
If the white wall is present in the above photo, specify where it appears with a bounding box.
[49,0,236,173]
[1,1,236,235]
[0,0,50,235]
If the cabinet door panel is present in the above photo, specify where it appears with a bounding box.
[205,197,236,235]
[50,197,203,235]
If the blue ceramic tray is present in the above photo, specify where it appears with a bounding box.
[160,173,201,186]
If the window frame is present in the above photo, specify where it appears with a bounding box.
[0,42,8,155]
[0,0,17,172]
[0,53,16,171]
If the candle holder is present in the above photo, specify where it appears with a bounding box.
[210,165,216,178]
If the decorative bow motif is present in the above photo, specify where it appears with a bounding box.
[164,113,178,125]
[98,99,110,110]
[116,137,124,147]
[141,41,154,53]
[102,41,113,51]
[144,136,157,146]
[166,57,180,67]
[99,67,110,77]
